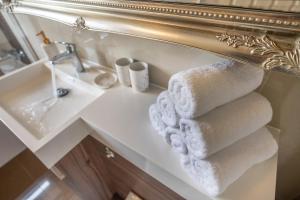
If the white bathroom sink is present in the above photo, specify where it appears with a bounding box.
[0,59,105,151]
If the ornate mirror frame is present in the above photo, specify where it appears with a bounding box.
[1,0,300,76]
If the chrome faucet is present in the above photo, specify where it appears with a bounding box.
[50,41,85,73]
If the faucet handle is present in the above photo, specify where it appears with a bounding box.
[54,41,76,53]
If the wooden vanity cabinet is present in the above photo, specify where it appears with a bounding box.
[55,136,184,200]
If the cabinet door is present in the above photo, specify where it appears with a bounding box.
[84,136,184,200]
[55,139,114,200]
[56,136,184,200]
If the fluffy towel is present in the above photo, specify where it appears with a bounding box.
[180,154,190,168]
[180,92,272,159]
[149,104,166,136]
[168,60,264,118]
[157,91,179,127]
[183,127,278,197]
[164,127,188,154]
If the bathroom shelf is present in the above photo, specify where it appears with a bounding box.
[81,85,279,200]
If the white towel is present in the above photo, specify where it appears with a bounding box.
[183,127,278,197]
[180,154,190,168]
[180,92,272,159]
[164,127,188,154]
[149,104,166,136]
[157,91,179,127]
[168,60,264,118]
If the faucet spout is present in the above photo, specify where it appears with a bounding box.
[50,42,85,73]
[51,51,72,65]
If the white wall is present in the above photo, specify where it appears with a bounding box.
[260,72,300,200]
[0,121,26,167]
[0,28,12,52]
[15,15,226,88]
[0,27,25,167]
[13,14,300,200]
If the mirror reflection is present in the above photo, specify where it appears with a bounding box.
[0,13,33,76]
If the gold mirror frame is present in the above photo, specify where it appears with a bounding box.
[2,0,300,76]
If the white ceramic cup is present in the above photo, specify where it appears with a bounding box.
[115,57,133,86]
[129,62,149,92]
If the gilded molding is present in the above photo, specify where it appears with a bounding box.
[46,0,300,29]
[16,0,300,31]
[12,0,300,76]
[217,33,300,72]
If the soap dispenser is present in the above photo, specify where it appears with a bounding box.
[36,31,59,59]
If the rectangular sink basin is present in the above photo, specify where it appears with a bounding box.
[0,59,103,151]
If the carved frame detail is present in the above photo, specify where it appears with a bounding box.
[217,33,300,73]
[17,0,300,30]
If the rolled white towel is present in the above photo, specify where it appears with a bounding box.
[164,127,187,154]
[183,127,278,197]
[157,91,179,127]
[168,60,264,118]
[180,154,190,168]
[180,92,272,159]
[149,104,167,136]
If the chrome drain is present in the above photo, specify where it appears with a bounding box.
[57,88,70,98]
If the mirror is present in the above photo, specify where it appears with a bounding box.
[0,12,36,76]
[150,0,300,12]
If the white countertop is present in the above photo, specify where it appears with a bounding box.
[81,85,279,200]
[0,60,279,199]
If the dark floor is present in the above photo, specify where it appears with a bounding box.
[0,149,47,200]
[0,148,130,200]
[16,171,136,200]
[0,149,83,200]
[16,172,82,200]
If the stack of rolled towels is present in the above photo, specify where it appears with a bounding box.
[149,60,278,197]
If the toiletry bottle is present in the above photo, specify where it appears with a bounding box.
[36,31,59,59]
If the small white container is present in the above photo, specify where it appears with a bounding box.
[115,57,133,87]
[129,61,149,92]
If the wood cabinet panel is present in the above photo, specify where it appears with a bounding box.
[84,136,184,200]
[56,136,184,200]
[56,141,113,200]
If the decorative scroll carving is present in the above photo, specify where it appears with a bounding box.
[0,0,18,12]
[72,16,88,33]
[217,33,300,72]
